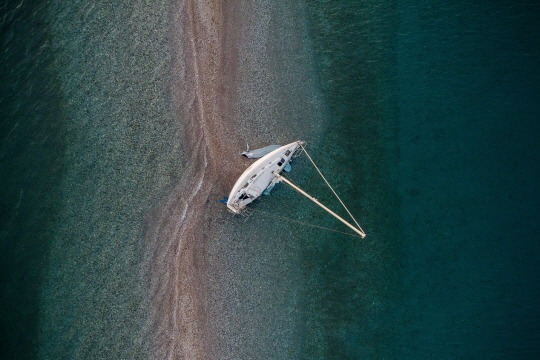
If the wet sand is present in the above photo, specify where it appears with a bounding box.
[145,1,324,358]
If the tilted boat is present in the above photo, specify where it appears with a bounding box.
[226,141,366,238]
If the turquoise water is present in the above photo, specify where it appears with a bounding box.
[2,0,540,359]
[394,2,540,357]
[304,0,540,358]
[1,1,183,359]
[301,1,400,358]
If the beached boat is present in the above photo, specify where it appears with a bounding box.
[226,141,366,238]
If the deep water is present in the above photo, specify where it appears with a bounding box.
[1,1,65,359]
[304,0,540,358]
[394,1,540,357]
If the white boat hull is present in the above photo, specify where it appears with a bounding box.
[226,141,304,214]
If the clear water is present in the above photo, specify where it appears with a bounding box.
[1,1,65,358]
[1,1,183,359]
[303,0,540,358]
[1,0,540,359]
[393,1,540,357]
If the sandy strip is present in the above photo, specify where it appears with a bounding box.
[145,0,325,358]
[144,1,246,359]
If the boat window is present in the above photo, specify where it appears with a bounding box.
[277,161,283,166]
[285,150,291,156]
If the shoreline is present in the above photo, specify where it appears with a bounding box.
[145,1,326,358]
[145,0,251,358]
[145,1,225,359]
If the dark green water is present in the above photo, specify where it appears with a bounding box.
[301,1,400,358]
[1,1,65,358]
[304,0,540,358]
[303,1,402,359]
[394,2,540,357]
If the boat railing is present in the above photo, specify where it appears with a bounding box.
[292,141,306,158]
[239,207,255,221]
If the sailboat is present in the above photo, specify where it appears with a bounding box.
[226,141,366,238]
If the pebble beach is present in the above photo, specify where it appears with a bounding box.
[146,1,325,358]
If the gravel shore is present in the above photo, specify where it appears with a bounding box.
[146,1,325,358]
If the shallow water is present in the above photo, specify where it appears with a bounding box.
[202,2,326,359]
[2,1,185,358]
[302,1,400,358]
[38,1,186,358]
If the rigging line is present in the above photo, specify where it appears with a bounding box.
[253,209,363,239]
[300,143,366,235]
